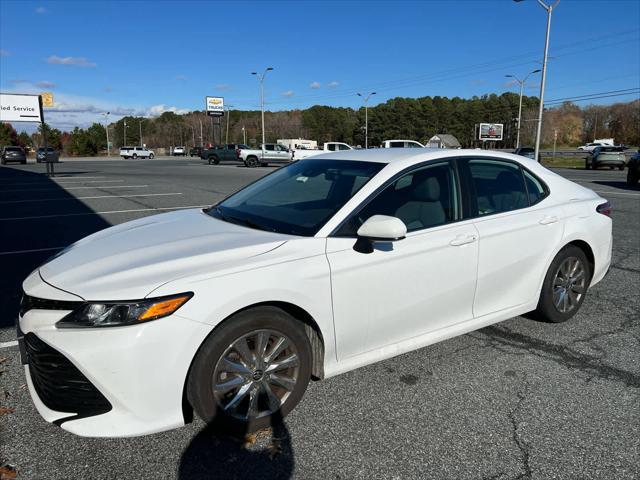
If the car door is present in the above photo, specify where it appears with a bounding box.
[275,144,290,162]
[262,144,276,161]
[458,157,564,317]
[326,160,479,359]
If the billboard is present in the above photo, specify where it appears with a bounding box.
[205,96,224,116]
[0,93,42,122]
[479,123,503,141]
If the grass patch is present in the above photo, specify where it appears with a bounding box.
[541,157,586,169]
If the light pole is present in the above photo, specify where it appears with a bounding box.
[225,104,234,144]
[515,0,560,161]
[242,126,246,145]
[505,69,540,148]
[252,67,274,148]
[102,112,110,156]
[123,120,127,147]
[139,120,143,146]
[357,92,376,149]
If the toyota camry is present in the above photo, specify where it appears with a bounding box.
[18,149,612,437]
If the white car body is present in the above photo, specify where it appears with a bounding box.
[119,146,154,159]
[381,139,425,148]
[19,149,612,437]
[173,146,186,156]
[578,141,614,152]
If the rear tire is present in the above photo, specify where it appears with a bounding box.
[535,245,590,323]
[245,156,259,168]
[187,306,311,433]
[132,154,138,159]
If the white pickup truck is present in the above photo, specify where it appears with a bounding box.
[291,142,353,160]
[120,146,155,159]
[239,143,292,168]
[381,139,425,148]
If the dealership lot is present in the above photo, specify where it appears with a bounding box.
[0,159,638,479]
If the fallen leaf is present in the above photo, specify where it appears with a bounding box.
[267,439,282,460]
[0,464,17,480]
[0,357,7,364]
[0,407,15,415]
[18,385,26,390]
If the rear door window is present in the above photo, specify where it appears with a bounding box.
[466,159,529,216]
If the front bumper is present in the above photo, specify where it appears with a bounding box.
[19,301,212,437]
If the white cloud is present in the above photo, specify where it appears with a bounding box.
[0,49,9,57]
[176,75,187,81]
[46,55,96,67]
[35,6,47,14]
[328,81,339,88]
[215,83,231,91]
[310,82,321,89]
[281,90,294,97]
[147,104,190,117]
[36,81,57,89]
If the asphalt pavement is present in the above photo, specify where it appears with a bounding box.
[0,158,638,480]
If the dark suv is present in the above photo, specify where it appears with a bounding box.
[1,146,27,164]
[586,146,626,170]
[626,151,640,186]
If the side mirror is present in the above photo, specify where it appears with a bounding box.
[354,215,407,254]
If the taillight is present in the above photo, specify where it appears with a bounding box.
[236,148,241,158]
[596,201,612,216]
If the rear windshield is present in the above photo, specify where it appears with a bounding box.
[5,147,22,152]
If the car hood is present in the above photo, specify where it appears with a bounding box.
[38,209,291,300]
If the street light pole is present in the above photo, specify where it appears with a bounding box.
[102,112,110,156]
[139,120,143,146]
[225,104,234,144]
[505,69,540,148]
[242,126,246,145]
[357,92,376,149]
[515,0,560,161]
[252,67,274,148]
[124,120,127,147]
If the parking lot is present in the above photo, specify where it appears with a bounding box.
[1,158,638,479]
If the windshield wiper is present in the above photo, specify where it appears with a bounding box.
[213,207,276,233]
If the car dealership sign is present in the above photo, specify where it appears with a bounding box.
[0,93,43,122]
[479,123,503,141]
[205,96,224,116]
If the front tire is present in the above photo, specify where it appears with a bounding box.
[149,153,154,159]
[187,306,312,433]
[535,245,590,323]
[132,153,138,159]
[245,156,259,168]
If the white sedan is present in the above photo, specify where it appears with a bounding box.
[19,149,612,437]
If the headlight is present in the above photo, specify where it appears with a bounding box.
[56,293,193,328]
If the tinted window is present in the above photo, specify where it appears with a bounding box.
[327,144,337,151]
[389,142,404,148]
[407,142,422,148]
[264,144,275,151]
[338,144,351,151]
[6,147,22,152]
[336,162,459,236]
[212,160,385,236]
[523,169,547,205]
[468,160,528,216]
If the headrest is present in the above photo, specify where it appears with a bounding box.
[412,176,441,201]
[496,170,522,190]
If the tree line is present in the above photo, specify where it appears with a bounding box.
[1,94,638,155]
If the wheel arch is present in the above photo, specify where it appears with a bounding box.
[566,239,595,283]
[180,300,326,424]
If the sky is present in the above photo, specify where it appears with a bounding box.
[1,0,639,130]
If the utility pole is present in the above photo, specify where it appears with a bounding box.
[505,69,540,149]
[515,0,561,162]
[102,112,110,156]
[593,110,598,140]
[357,92,376,149]
[139,120,143,146]
[225,104,234,144]
[242,126,246,145]
[124,120,127,147]
[252,67,274,148]
[199,119,203,146]
[553,128,558,157]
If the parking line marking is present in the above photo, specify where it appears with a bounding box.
[0,192,183,205]
[2,185,149,193]
[0,340,18,349]
[0,176,107,184]
[0,205,209,221]
[6,180,124,187]
[0,246,64,256]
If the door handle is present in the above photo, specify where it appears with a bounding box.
[450,234,477,246]
[539,216,558,225]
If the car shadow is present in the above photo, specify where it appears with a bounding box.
[592,180,639,191]
[0,166,111,329]
[178,410,294,480]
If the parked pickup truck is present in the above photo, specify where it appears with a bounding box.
[239,143,292,167]
[201,144,249,164]
[120,146,154,159]
[381,139,425,148]
[291,142,353,160]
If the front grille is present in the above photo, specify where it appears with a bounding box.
[25,333,112,416]
[20,294,82,317]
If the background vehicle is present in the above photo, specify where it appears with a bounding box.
[381,140,425,148]
[120,146,155,159]
[586,146,626,170]
[239,143,292,167]
[292,142,353,160]
[578,139,614,152]
[277,138,318,151]
[36,147,60,163]
[626,151,640,185]
[173,146,186,156]
[201,144,249,165]
[513,146,536,160]
[1,146,27,164]
[189,146,204,157]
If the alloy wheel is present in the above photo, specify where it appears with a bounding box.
[212,329,300,421]
[552,256,586,313]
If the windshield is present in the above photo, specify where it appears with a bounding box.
[208,159,385,236]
